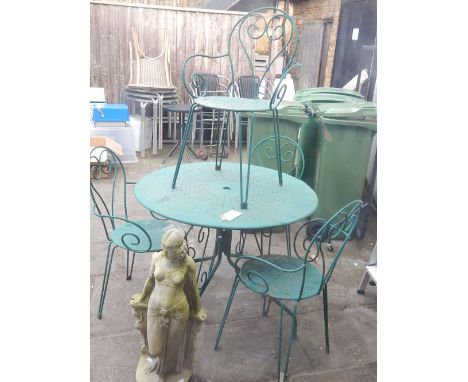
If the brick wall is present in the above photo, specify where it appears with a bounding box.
[293,0,342,86]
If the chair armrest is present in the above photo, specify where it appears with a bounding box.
[92,212,153,252]
[233,255,305,294]
[234,254,304,272]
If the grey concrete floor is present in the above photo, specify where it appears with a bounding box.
[90,144,377,382]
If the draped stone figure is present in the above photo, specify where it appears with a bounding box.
[131,228,207,382]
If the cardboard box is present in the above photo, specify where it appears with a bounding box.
[90,136,123,156]
[90,136,123,178]
[90,126,138,163]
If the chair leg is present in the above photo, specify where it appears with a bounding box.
[199,111,205,148]
[253,231,263,254]
[97,243,117,319]
[126,250,136,280]
[272,109,283,186]
[292,311,298,341]
[283,303,298,381]
[277,305,284,382]
[172,104,196,189]
[214,276,240,350]
[285,225,291,256]
[262,296,272,316]
[238,112,247,209]
[215,108,227,171]
[323,284,330,353]
[238,112,255,209]
[243,112,254,208]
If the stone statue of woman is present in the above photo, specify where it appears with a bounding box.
[131,228,207,382]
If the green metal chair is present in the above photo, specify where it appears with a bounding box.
[90,146,169,319]
[236,135,304,256]
[215,200,364,382]
[190,73,233,148]
[171,7,300,209]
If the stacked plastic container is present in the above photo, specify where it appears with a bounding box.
[89,89,137,163]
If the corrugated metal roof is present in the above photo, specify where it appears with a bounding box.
[229,0,274,12]
[203,0,274,11]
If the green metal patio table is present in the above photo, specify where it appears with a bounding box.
[134,161,318,294]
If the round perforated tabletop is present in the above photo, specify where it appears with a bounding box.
[134,162,318,230]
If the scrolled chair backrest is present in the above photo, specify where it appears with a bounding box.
[226,200,363,301]
[237,75,261,99]
[190,73,220,97]
[181,7,299,106]
[90,146,152,252]
[250,135,305,178]
[293,200,364,299]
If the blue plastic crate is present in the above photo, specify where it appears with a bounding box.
[92,103,129,122]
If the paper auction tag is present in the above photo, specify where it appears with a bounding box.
[220,209,242,221]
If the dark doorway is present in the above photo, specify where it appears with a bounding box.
[331,0,377,100]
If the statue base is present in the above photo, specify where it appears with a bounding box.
[136,352,193,382]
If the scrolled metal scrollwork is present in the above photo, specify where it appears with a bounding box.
[251,135,305,178]
[90,157,112,180]
[108,215,153,253]
[232,8,297,103]
[245,270,269,294]
[121,232,142,250]
[184,225,213,285]
[293,200,364,289]
[246,15,266,40]
[269,61,301,110]
[266,14,287,41]
[90,146,131,239]
[180,8,298,104]
[293,220,325,263]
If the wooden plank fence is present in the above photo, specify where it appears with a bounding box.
[90,1,254,103]
[294,20,331,90]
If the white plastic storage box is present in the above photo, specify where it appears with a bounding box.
[129,114,152,152]
[90,87,106,103]
[90,126,137,163]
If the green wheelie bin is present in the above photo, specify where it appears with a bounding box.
[250,101,309,174]
[294,89,368,202]
[294,87,365,102]
[299,100,377,220]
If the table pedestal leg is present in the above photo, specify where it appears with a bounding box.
[198,229,231,296]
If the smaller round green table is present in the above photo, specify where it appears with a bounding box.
[135,162,318,293]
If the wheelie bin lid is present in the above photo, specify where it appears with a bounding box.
[295,87,365,100]
[294,92,366,104]
[254,100,311,124]
[313,102,377,131]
